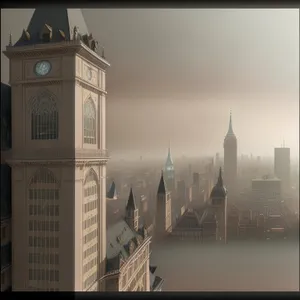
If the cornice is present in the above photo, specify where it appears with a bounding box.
[75,78,107,95]
[6,159,109,168]
[5,148,110,167]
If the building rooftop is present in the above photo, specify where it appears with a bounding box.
[14,8,89,47]
[157,171,167,195]
[106,219,146,272]
[107,181,117,200]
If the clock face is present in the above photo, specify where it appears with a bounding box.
[86,68,92,81]
[35,61,51,76]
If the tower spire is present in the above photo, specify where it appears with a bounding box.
[157,171,167,194]
[217,167,223,187]
[126,187,137,210]
[227,110,234,135]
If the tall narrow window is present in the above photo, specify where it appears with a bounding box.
[28,167,60,290]
[31,92,58,140]
[83,99,96,144]
[82,168,99,290]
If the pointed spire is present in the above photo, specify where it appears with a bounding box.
[165,140,173,166]
[107,181,117,199]
[227,110,234,135]
[157,170,167,194]
[217,167,223,187]
[126,187,137,210]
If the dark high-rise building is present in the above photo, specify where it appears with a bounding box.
[1,82,12,292]
[223,111,237,196]
[274,147,290,194]
[210,168,228,243]
[155,172,172,240]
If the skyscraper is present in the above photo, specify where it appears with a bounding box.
[164,143,175,193]
[3,8,109,291]
[155,172,172,240]
[274,147,290,194]
[223,111,237,196]
[210,168,228,243]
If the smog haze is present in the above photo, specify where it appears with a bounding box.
[1,9,299,159]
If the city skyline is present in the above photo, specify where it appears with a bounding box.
[1,8,299,159]
[1,7,299,292]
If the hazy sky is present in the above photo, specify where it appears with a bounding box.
[1,9,299,159]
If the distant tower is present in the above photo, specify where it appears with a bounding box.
[164,141,175,193]
[274,146,290,194]
[210,168,227,243]
[155,172,172,240]
[223,111,237,196]
[106,181,117,200]
[125,188,139,231]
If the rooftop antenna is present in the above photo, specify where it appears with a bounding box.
[283,138,285,148]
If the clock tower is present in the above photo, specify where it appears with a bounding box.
[4,8,109,291]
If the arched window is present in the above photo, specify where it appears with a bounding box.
[83,99,96,144]
[31,92,58,140]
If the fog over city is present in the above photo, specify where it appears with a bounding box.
[1,9,299,159]
[151,240,299,291]
[1,8,299,293]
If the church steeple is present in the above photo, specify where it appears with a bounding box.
[126,187,137,210]
[125,187,138,231]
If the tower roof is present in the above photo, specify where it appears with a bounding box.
[165,141,174,167]
[107,181,117,200]
[14,8,89,47]
[225,110,236,138]
[157,171,167,194]
[210,167,227,198]
[126,187,137,210]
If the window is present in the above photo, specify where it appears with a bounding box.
[31,91,58,140]
[83,99,96,144]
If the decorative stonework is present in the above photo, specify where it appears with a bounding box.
[76,78,107,95]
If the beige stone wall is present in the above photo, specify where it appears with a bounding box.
[6,41,109,291]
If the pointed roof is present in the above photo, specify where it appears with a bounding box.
[107,181,117,200]
[157,171,167,194]
[126,187,137,210]
[165,141,174,167]
[217,167,223,187]
[210,167,227,199]
[226,110,235,137]
[14,8,89,47]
